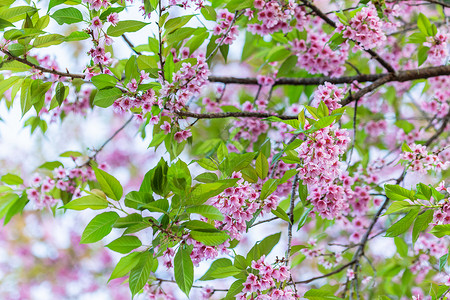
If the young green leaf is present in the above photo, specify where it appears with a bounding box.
[106,235,142,254]
[94,168,123,201]
[80,211,119,243]
[174,245,194,297]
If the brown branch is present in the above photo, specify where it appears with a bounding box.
[286,168,300,265]
[122,34,142,55]
[1,49,85,79]
[154,277,228,292]
[294,260,357,284]
[340,74,394,106]
[176,110,298,120]
[209,65,450,86]
[424,111,450,147]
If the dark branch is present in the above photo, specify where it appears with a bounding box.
[209,65,450,86]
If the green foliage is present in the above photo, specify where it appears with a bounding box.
[81,211,119,243]
[107,20,150,37]
[174,244,194,297]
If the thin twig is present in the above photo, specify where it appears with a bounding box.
[122,34,142,55]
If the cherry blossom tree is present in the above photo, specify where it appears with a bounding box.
[0,0,449,299]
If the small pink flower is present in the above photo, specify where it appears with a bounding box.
[160,121,171,134]
[107,13,119,26]
[127,78,138,92]
[90,17,103,30]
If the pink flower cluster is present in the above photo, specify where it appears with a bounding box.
[308,184,349,219]
[113,85,158,116]
[83,0,110,11]
[411,235,448,282]
[312,82,345,111]
[247,0,309,35]
[256,75,275,86]
[297,125,350,186]
[364,120,388,138]
[168,0,204,10]
[232,101,270,147]
[401,143,449,173]
[237,255,296,300]
[187,237,229,266]
[214,10,239,45]
[421,91,449,119]
[290,32,349,76]
[26,166,96,209]
[210,172,278,240]
[160,52,210,112]
[336,5,386,50]
[425,32,448,65]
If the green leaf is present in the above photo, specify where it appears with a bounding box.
[124,191,154,209]
[65,30,90,41]
[328,32,346,51]
[94,167,123,201]
[184,220,219,232]
[260,178,279,200]
[385,208,420,237]
[20,78,32,116]
[164,15,194,34]
[394,237,408,257]
[297,207,313,230]
[383,201,414,215]
[174,245,194,297]
[91,74,118,90]
[416,183,432,200]
[224,279,245,300]
[107,20,150,37]
[271,206,291,224]
[54,82,68,105]
[385,184,415,201]
[408,32,427,44]
[80,211,119,243]
[62,195,108,210]
[59,150,83,157]
[209,265,241,278]
[194,172,218,183]
[255,152,269,179]
[93,87,123,108]
[0,6,37,23]
[188,179,238,205]
[225,0,253,10]
[417,13,433,36]
[186,205,224,221]
[106,235,142,254]
[304,289,341,300]
[277,55,297,78]
[418,46,429,66]
[33,34,65,48]
[201,6,216,21]
[129,251,153,298]
[51,7,83,25]
[430,224,450,238]
[298,180,308,203]
[141,199,169,213]
[0,17,14,30]
[1,173,23,185]
[412,209,433,243]
[108,251,141,282]
[246,232,281,264]
[440,253,449,272]
[190,230,229,246]
[200,258,232,280]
